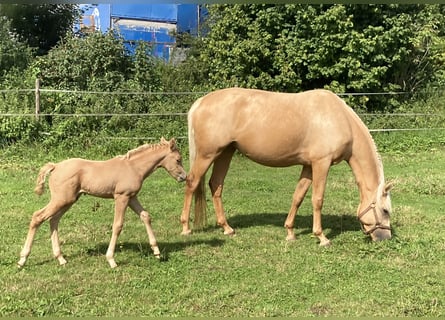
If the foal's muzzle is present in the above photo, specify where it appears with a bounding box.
[177,173,187,182]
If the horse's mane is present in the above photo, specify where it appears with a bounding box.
[343,100,385,187]
[119,140,172,160]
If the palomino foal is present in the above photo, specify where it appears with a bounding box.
[18,138,186,268]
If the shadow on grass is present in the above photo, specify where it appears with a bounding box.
[85,237,225,262]
[226,211,362,240]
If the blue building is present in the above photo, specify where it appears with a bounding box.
[77,4,204,61]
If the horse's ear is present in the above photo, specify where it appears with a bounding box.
[160,137,167,144]
[383,181,394,195]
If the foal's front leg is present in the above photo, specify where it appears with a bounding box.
[106,194,129,268]
[129,197,160,259]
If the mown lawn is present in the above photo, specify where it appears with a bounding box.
[0,142,444,316]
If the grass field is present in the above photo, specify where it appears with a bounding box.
[1,139,444,317]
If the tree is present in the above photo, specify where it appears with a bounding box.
[198,4,445,111]
[0,4,79,55]
[0,17,33,78]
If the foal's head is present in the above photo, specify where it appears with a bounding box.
[159,137,187,182]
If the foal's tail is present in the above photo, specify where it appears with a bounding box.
[34,162,56,195]
[188,98,207,229]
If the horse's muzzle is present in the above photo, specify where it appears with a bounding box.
[177,174,187,183]
[370,228,391,241]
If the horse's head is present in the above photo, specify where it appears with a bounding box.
[358,182,393,241]
[160,137,187,182]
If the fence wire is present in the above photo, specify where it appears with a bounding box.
[1,87,444,139]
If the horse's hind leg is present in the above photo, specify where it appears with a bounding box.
[209,147,236,235]
[180,157,214,235]
[129,196,160,259]
[284,165,312,241]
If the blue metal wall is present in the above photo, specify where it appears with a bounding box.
[77,4,203,61]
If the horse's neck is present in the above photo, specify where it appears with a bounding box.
[128,148,166,178]
[348,138,383,207]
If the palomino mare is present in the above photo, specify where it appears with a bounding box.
[18,138,186,268]
[180,88,393,245]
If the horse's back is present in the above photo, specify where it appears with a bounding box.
[189,88,357,166]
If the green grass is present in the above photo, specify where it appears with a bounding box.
[1,140,445,316]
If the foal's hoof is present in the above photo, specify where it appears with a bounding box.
[319,239,332,247]
[181,229,192,236]
[17,258,26,268]
[286,234,297,241]
[108,259,118,269]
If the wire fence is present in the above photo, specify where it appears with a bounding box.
[1,84,445,141]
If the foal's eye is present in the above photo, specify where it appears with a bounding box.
[383,209,390,216]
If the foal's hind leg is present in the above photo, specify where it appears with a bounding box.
[129,197,160,259]
[18,201,72,267]
[284,165,312,241]
[49,205,72,266]
[209,147,236,235]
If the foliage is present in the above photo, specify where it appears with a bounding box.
[0,4,80,55]
[34,31,131,91]
[199,4,445,111]
[0,18,34,79]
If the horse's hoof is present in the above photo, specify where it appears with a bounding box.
[224,229,236,236]
[286,235,297,241]
[181,229,192,236]
[319,239,332,247]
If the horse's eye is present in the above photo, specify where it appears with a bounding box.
[383,209,389,216]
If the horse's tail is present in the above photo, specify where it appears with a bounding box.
[34,162,56,195]
[188,97,207,229]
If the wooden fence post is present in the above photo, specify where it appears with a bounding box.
[35,78,41,121]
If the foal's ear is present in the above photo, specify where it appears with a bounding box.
[160,136,167,144]
[169,138,177,150]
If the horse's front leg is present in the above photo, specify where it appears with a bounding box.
[284,165,312,241]
[129,197,160,259]
[106,194,129,268]
[311,160,331,247]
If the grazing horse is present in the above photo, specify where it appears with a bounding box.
[180,88,393,245]
[18,138,186,268]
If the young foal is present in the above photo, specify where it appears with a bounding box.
[18,138,186,268]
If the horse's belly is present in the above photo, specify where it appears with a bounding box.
[235,140,310,167]
[235,132,350,167]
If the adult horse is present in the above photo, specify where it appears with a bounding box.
[180,88,393,246]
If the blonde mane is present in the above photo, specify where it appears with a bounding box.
[120,140,171,160]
